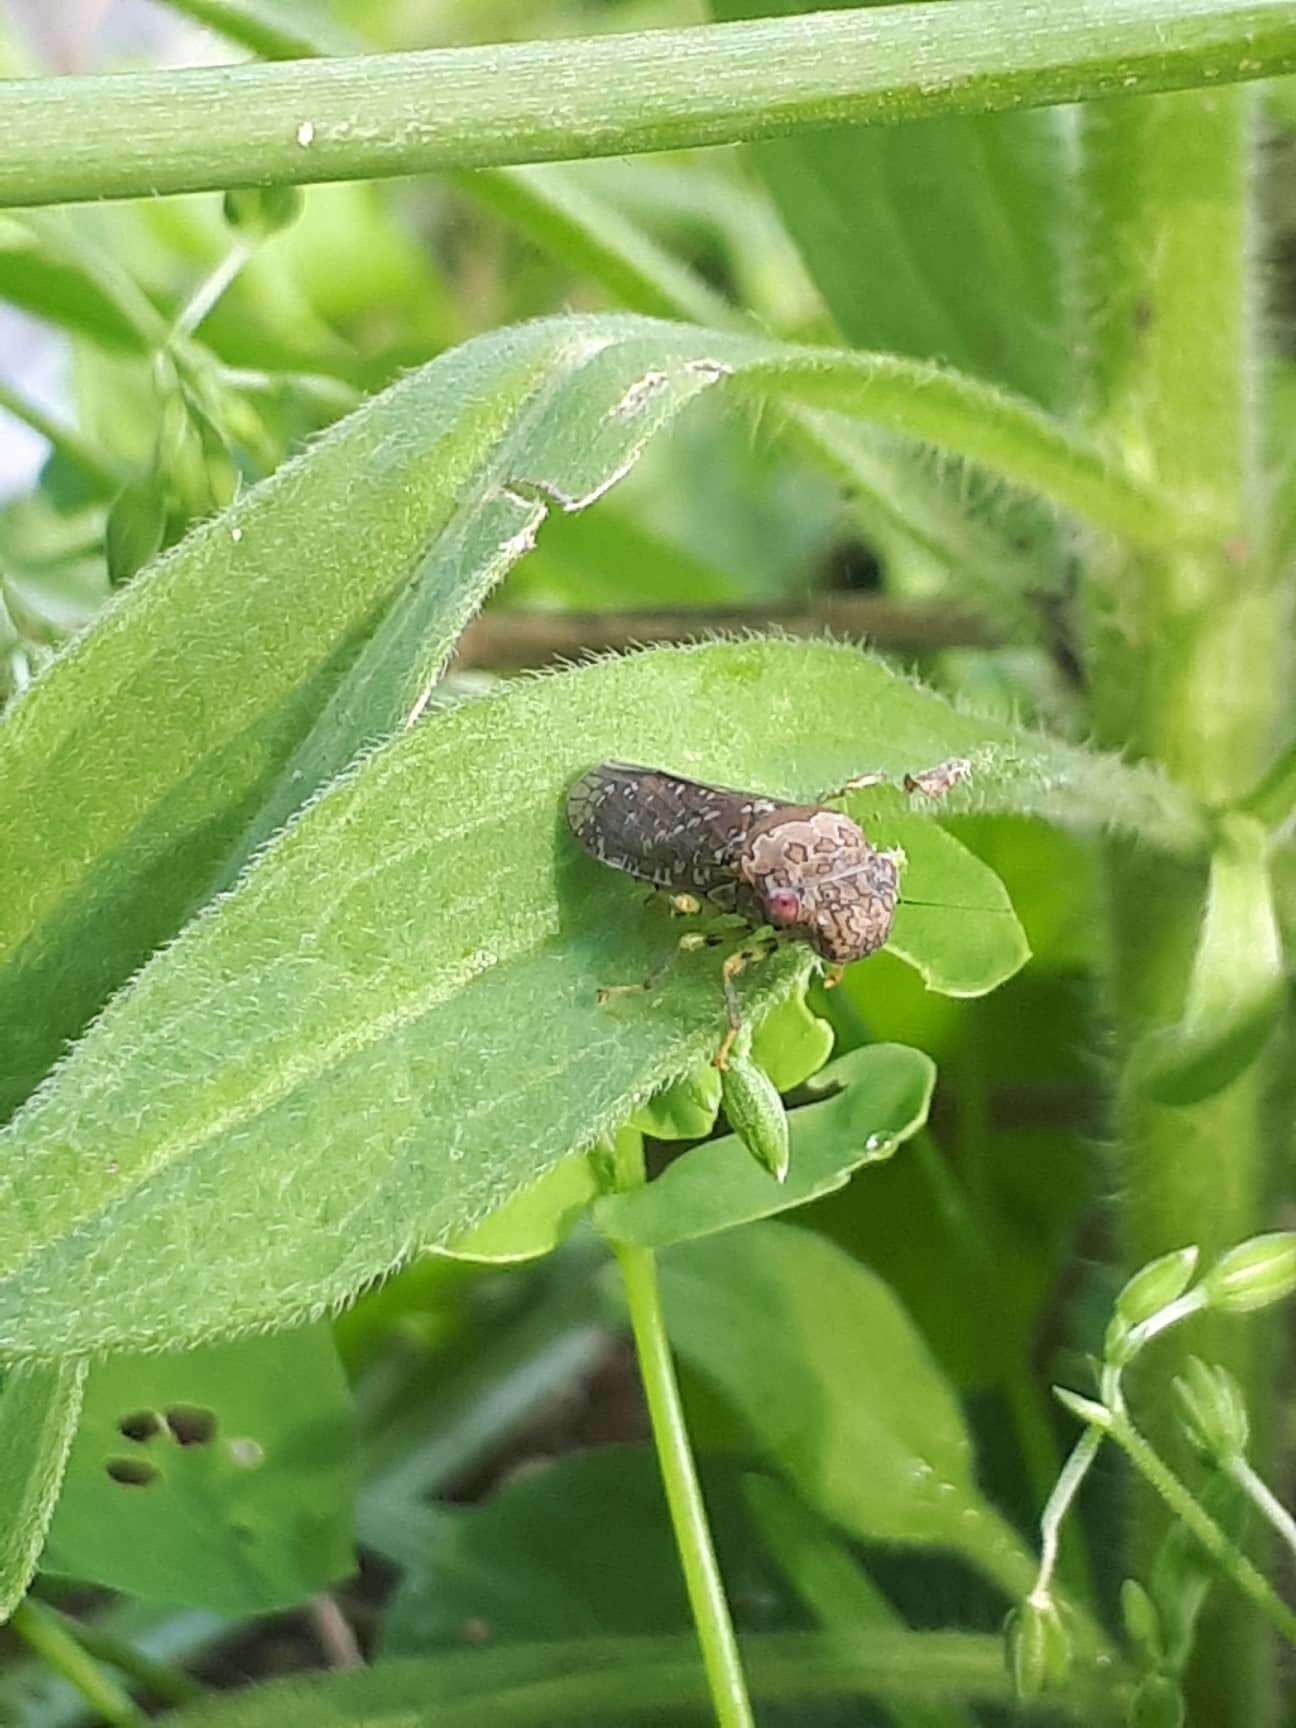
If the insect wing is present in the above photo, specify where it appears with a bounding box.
[568,762,781,901]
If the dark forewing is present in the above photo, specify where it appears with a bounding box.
[567,762,784,900]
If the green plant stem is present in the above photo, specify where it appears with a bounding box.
[1033,1426,1106,1599]
[9,1601,146,1727]
[1,1,1294,209]
[1228,1455,1296,1563]
[0,383,123,495]
[1107,1413,1296,1649]
[154,0,1091,619]
[46,1610,204,1709]
[610,1136,754,1728]
[168,241,253,342]
[1081,81,1284,1721]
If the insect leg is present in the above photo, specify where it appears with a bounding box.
[820,769,889,802]
[596,913,744,1010]
[902,756,972,800]
[595,953,677,1008]
[713,929,781,1070]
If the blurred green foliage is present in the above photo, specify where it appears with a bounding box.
[0,3,1293,1726]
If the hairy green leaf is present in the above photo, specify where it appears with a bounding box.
[1,313,1192,1128]
[712,0,1067,408]
[0,317,720,1119]
[0,1361,85,1622]
[0,637,1201,1358]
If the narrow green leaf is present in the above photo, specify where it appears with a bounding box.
[0,213,164,352]
[0,1360,85,1623]
[0,317,720,1118]
[657,1222,1036,1594]
[463,164,737,328]
[746,1477,978,1728]
[0,637,1199,1358]
[712,0,1067,407]
[381,1448,790,1655]
[453,161,1052,620]
[159,1631,1018,1727]
[159,0,352,61]
[43,1328,355,1614]
[595,1045,934,1249]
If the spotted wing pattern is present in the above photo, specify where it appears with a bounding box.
[567,762,783,908]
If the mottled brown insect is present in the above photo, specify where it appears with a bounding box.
[568,762,914,1064]
[568,763,900,964]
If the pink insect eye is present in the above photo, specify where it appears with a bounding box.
[765,888,801,926]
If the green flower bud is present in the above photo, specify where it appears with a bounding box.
[719,1045,789,1184]
[105,473,167,587]
[223,184,305,239]
[1174,1357,1249,1464]
[1130,1674,1185,1728]
[1200,1233,1296,1314]
[1114,1247,1200,1331]
[1004,1595,1071,1700]
[1120,1578,1163,1667]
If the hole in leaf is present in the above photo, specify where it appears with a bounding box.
[163,1404,216,1447]
[117,1409,161,1443]
[226,1437,264,1469]
[106,1457,159,1487]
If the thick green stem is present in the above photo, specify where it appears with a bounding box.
[0,2,1294,208]
[1080,83,1285,1723]
[610,1137,754,1728]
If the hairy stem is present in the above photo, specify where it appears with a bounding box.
[1079,82,1285,1721]
[1108,1414,1296,1649]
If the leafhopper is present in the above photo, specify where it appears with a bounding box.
[568,758,969,1064]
